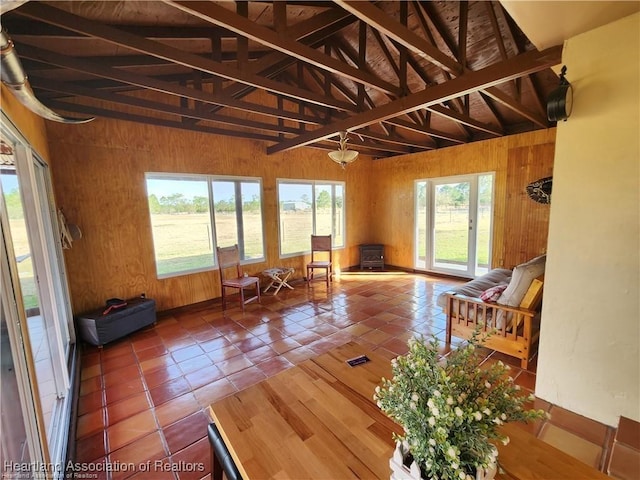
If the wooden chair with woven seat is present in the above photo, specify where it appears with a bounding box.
[306,235,333,287]
[216,244,260,310]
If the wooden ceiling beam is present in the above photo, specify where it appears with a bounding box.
[384,118,466,144]
[354,129,433,151]
[20,51,268,73]
[480,87,548,128]
[267,45,562,153]
[47,100,282,142]
[427,105,503,136]
[30,77,304,136]
[458,2,468,67]
[15,2,355,112]
[164,0,401,96]
[211,8,357,114]
[2,18,235,39]
[335,0,461,75]
[19,44,323,125]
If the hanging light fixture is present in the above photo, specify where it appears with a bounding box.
[328,131,359,169]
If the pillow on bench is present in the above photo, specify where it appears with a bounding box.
[480,284,508,302]
[497,254,546,308]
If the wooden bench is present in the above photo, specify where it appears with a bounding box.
[445,278,543,369]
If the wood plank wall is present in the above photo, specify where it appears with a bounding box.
[1,85,51,161]
[503,143,554,268]
[369,129,556,271]
[44,114,554,314]
[45,117,374,313]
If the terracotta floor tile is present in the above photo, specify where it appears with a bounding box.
[135,345,169,363]
[244,344,278,363]
[514,370,537,392]
[78,389,104,416]
[616,416,640,449]
[140,354,176,374]
[235,336,267,353]
[163,411,211,454]
[149,377,191,407]
[107,409,158,452]
[110,432,168,480]
[73,273,616,478]
[105,377,146,405]
[281,346,315,365]
[270,338,301,354]
[184,365,225,390]
[608,442,640,479]
[228,366,267,391]
[132,335,164,353]
[81,363,102,381]
[106,392,152,426]
[101,342,135,360]
[548,405,611,447]
[144,364,184,390]
[216,355,253,376]
[154,393,201,428]
[80,376,103,396]
[76,408,106,439]
[171,345,205,364]
[103,351,138,374]
[307,339,337,355]
[104,364,142,388]
[192,378,238,408]
[291,330,323,346]
[126,461,177,480]
[206,344,243,363]
[539,423,603,469]
[169,437,210,480]
[74,430,107,463]
[177,354,213,375]
[199,336,231,353]
[255,356,294,378]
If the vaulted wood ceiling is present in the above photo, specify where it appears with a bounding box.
[1,1,563,158]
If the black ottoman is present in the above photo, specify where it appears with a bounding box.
[76,298,156,347]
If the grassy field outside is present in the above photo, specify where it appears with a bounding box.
[150,209,342,276]
[8,218,39,309]
[416,207,491,268]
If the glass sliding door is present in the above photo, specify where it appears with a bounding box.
[415,173,494,277]
[432,179,471,272]
[1,117,75,475]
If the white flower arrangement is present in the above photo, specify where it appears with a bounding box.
[374,332,546,480]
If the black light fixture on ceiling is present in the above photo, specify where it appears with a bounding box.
[328,131,359,169]
[547,65,573,122]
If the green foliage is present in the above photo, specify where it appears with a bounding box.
[374,332,546,479]
[148,194,162,214]
[316,190,331,209]
[4,188,24,219]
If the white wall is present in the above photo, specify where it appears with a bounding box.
[536,13,640,426]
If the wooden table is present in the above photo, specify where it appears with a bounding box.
[210,342,610,480]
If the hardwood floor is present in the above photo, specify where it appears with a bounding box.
[72,271,616,479]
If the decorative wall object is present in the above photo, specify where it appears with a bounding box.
[526,176,553,204]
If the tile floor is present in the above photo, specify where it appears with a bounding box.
[72,271,616,480]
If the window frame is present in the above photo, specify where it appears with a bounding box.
[414,172,495,278]
[145,172,265,279]
[276,178,345,258]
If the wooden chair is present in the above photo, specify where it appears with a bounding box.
[306,235,333,287]
[216,244,260,310]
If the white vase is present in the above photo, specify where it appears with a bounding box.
[389,441,497,480]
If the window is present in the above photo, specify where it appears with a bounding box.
[277,180,344,256]
[145,174,264,278]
